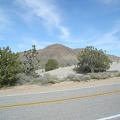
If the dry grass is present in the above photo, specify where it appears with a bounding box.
[17,71,120,86]
[88,71,120,80]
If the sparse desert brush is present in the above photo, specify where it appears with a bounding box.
[66,74,91,82]
[17,73,34,85]
[88,73,109,80]
[88,71,120,80]
[80,75,91,81]
[112,71,120,77]
[66,74,76,81]
[33,73,60,85]
[72,75,91,82]
[118,72,120,77]
[72,75,81,82]
[104,71,120,77]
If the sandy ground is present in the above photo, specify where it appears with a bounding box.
[36,65,78,78]
[108,62,120,71]
[0,62,120,95]
[37,62,120,78]
[0,77,120,95]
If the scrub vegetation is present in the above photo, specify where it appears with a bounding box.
[0,45,119,88]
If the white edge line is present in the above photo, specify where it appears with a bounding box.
[97,114,120,120]
[0,82,120,98]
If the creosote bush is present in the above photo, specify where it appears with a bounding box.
[88,71,120,80]
[33,73,60,85]
[45,59,59,72]
[0,47,21,87]
[66,74,91,82]
[66,71,120,82]
[77,46,112,73]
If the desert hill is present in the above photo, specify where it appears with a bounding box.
[38,44,77,60]
[36,44,83,67]
[19,44,120,68]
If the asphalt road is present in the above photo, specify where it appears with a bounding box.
[0,83,120,120]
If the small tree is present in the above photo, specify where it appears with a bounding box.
[22,45,40,76]
[77,46,112,73]
[0,47,21,87]
[45,59,59,72]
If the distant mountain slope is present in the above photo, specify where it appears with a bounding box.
[38,44,76,60]
[38,44,82,58]
[107,54,120,62]
[36,44,83,67]
[19,44,120,68]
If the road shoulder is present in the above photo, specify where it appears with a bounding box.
[0,77,120,95]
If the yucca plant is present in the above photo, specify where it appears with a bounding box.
[22,45,40,76]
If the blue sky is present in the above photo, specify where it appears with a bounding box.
[0,0,120,56]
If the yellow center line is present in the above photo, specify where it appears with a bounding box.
[0,90,120,109]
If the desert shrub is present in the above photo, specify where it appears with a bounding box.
[80,75,91,81]
[113,71,120,77]
[88,71,120,80]
[66,74,76,81]
[73,75,91,82]
[0,47,21,87]
[72,75,81,82]
[105,73,115,78]
[77,46,112,73]
[67,63,71,66]
[21,45,40,76]
[17,73,32,85]
[117,72,120,77]
[66,74,91,82]
[104,71,120,78]
[17,72,40,85]
[17,72,39,85]
[33,73,60,85]
[89,73,108,80]
[73,67,79,73]
[45,59,59,72]
[89,72,115,80]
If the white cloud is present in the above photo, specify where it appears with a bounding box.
[31,40,44,49]
[0,8,9,30]
[18,39,54,51]
[59,26,70,39]
[18,40,40,50]
[15,0,70,39]
[91,29,120,50]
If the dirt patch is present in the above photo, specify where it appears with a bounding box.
[37,62,120,79]
[108,62,120,71]
[0,77,120,95]
[36,65,77,78]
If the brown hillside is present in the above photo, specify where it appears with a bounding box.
[38,44,75,60]
[37,44,83,67]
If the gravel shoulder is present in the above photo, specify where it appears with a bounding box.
[0,77,120,95]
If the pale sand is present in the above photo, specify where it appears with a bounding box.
[37,62,120,78]
[0,77,120,95]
